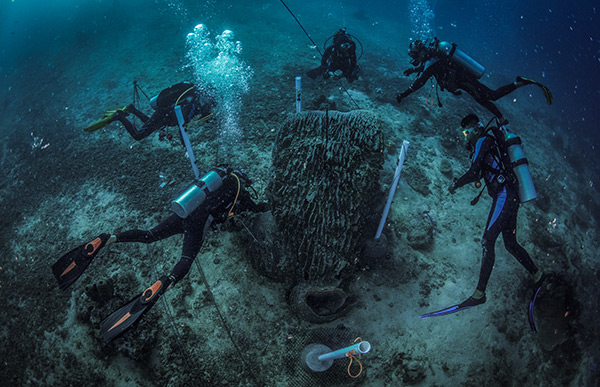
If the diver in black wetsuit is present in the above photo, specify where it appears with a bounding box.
[396,40,553,124]
[448,114,544,308]
[320,28,360,83]
[52,167,268,341]
[107,168,267,285]
[116,82,216,141]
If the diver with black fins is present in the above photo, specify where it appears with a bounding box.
[52,167,268,342]
[308,28,361,83]
[396,38,553,124]
[84,82,216,141]
[420,114,545,319]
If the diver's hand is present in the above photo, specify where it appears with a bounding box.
[403,69,413,76]
[448,179,457,195]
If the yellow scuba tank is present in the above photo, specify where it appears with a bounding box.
[437,41,485,79]
[499,126,537,203]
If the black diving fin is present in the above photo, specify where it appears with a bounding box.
[419,295,486,319]
[99,275,170,342]
[516,76,554,105]
[52,234,110,290]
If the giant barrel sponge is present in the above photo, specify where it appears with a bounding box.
[249,110,384,322]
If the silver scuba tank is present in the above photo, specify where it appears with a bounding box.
[437,41,485,79]
[149,94,158,110]
[171,169,225,218]
[500,127,537,203]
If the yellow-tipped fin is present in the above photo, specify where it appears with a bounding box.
[84,106,129,132]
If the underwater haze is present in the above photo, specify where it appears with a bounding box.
[1,0,599,386]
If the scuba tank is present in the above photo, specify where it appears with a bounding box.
[149,94,158,110]
[171,168,226,218]
[497,126,537,203]
[437,41,485,79]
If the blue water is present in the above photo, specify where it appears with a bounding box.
[2,0,598,139]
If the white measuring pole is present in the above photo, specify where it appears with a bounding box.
[375,140,410,239]
[174,105,200,178]
[295,76,302,113]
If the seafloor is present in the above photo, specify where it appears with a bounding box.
[1,2,599,386]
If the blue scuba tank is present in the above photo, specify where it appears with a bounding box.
[437,41,485,79]
[171,169,226,218]
[500,127,537,203]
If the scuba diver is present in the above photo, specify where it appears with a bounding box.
[52,167,268,342]
[308,28,360,83]
[420,114,545,319]
[84,82,216,141]
[396,38,553,124]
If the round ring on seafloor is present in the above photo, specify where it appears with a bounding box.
[300,343,333,372]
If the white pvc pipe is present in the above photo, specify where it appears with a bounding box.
[174,105,200,179]
[317,341,371,362]
[295,76,302,113]
[375,140,410,239]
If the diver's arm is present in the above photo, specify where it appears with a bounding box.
[321,46,334,69]
[403,63,424,76]
[236,190,269,213]
[396,64,435,101]
[349,42,357,67]
[453,137,493,189]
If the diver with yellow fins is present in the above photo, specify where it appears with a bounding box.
[84,82,216,141]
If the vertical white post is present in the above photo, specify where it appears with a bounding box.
[174,105,200,179]
[295,76,302,113]
[375,140,410,239]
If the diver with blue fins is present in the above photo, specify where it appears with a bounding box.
[396,38,553,124]
[52,167,268,342]
[420,114,545,324]
[84,82,216,141]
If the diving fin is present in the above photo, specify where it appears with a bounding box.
[307,66,325,79]
[52,233,110,290]
[516,76,554,105]
[84,106,129,132]
[528,274,547,332]
[419,295,486,319]
[540,84,554,105]
[99,275,170,342]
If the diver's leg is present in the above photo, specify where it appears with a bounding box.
[487,82,519,101]
[116,214,184,244]
[125,105,150,122]
[501,192,540,278]
[116,108,160,141]
[169,214,214,283]
[466,81,507,121]
[476,189,508,293]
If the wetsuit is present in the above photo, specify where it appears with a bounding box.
[397,58,519,121]
[118,82,215,141]
[114,172,266,283]
[321,39,359,82]
[452,134,538,293]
